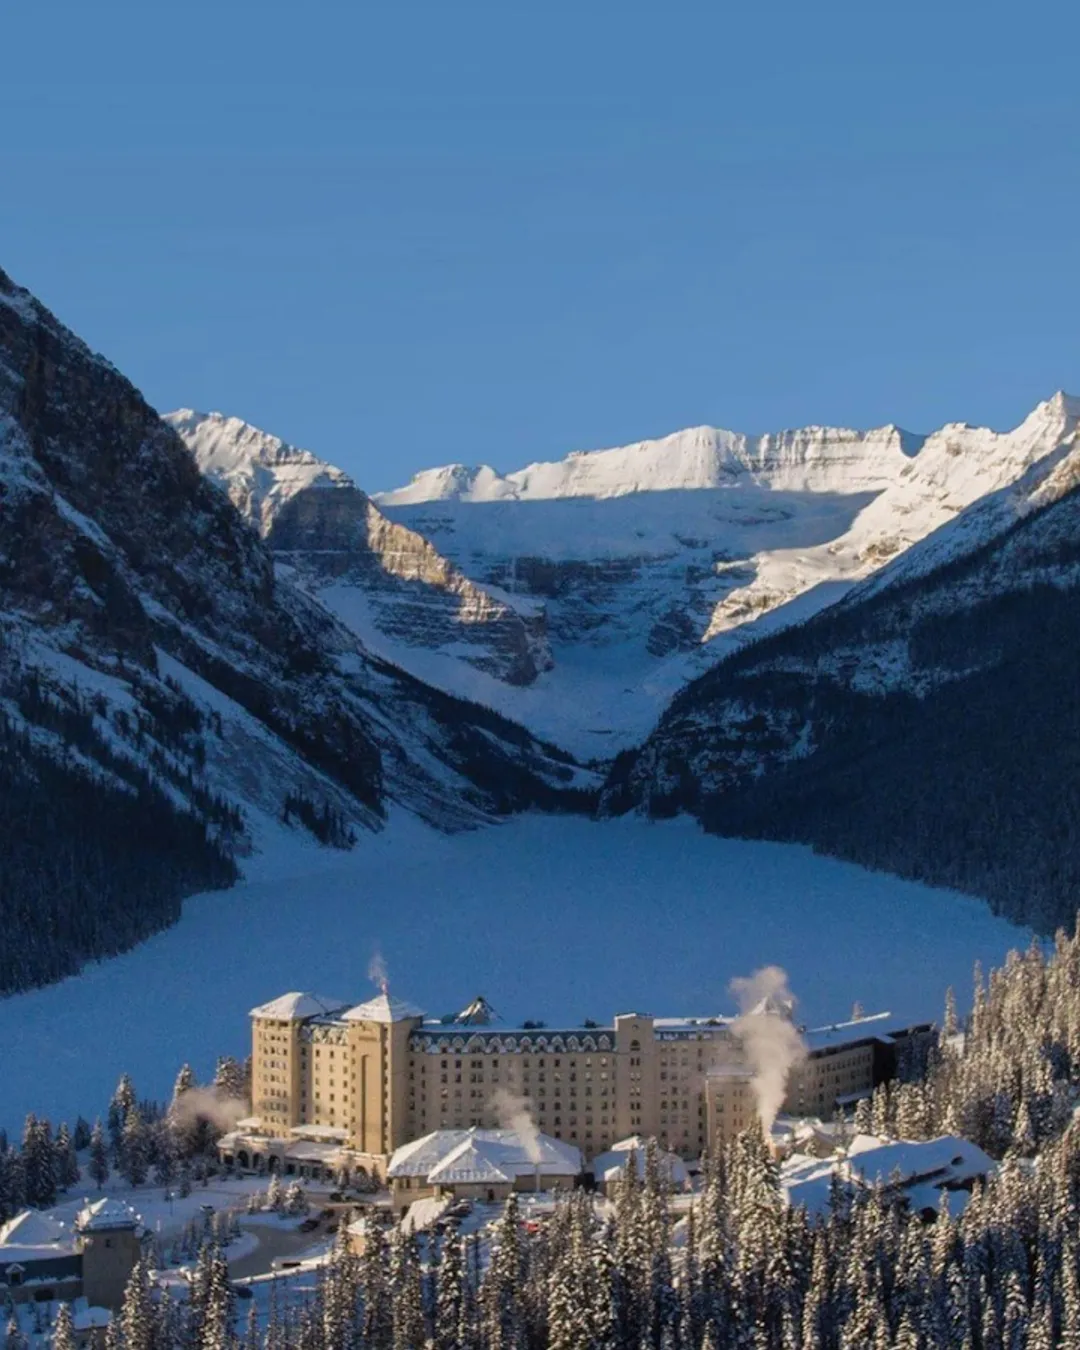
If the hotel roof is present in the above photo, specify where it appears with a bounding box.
[342,993,425,1023]
[249,992,351,1020]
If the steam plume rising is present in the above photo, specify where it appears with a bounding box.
[729,965,807,1133]
[491,1087,543,1163]
[169,1087,247,1133]
[368,950,389,997]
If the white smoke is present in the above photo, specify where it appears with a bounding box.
[729,965,807,1134]
[368,950,389,997]
[170,1087,248,1133]
[490,1087,543,1163]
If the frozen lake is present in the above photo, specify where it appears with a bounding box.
[0,813,1026,1133]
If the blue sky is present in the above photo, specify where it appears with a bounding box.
[3,1,1079,492]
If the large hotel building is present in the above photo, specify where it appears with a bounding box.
[239,989,932,1177]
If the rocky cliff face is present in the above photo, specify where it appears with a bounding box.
[167,410,552,687]
[0,268,589,993]
[376,398,1080,756]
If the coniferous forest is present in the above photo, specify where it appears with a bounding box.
[605,480,1080,938]
[0,702,237,997]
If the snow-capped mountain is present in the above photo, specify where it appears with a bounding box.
[374,397,1080,754]
[601,437,1080,936]
[0,267,587,995]
[166,411,551,687]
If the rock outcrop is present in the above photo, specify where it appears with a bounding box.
[167,410,552,686]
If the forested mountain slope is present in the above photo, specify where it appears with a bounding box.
[0,268,588,995]
[602,447,1080,933]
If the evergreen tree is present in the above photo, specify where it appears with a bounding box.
[119,1108,150,1188]
[213,1057,247,1105]
[89,1119,110,1190]
[390,1226,425,1350]
[52,1302,76,1350]
[172,1064,197,1102]
[21,1115,57,1207]
[109,1074,136,1162]
[119,1257,156,1350]
[54,1123,80,1191]
[153,1124,177,1189]
[481,1193,524,1350]
[0,1147,26,1223]
[435,1234,465,1350]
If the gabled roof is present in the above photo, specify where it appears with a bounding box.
[592,1136,690,1187]
[249,992,351,1021]
[388,1127,581,1182]
[0,1210,69,1249]
[342,993,424,1024]
[427,1140,514,1185]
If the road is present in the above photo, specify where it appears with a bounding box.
[228,1204,363,1281]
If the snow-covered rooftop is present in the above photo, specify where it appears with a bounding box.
[342,993,424,1023]
[285,1140,347,1163]
[780,1134,993,1216]
[0,1210,70,1250]
[289,1123,349,1141]
[74,1198,143,1234]
[802,1011,930,1051]
[592,1137,690,1189]
[388,1127,582,1183]
[250,992,351,1021]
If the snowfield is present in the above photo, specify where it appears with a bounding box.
[0,814,1025,1134]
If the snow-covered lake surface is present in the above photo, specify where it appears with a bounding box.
[0,814,1026,1133]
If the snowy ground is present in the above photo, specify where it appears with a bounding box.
[0,813,1026,1134]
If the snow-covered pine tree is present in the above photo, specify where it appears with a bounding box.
[54,1123,80,1191]
[434,1233,465,1350]
[119,1256,156,1350]
[21,1115,56,1208]
[359,1220,392,1350]
[173,1064,196,1102]
[0,1147,26,1223]
[389,1225,425,1350]
[109,1075,136,1163]
[213,1057,247,1106]
[51,1302,76,1350]
[197,1245,234,1350]
[480,1193,524,1350]
[119,1108,150,1188]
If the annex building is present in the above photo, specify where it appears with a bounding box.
[227,988,933,1177]
[0,1199,143,1313]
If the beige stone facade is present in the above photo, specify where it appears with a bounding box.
[246,991,931,1171]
